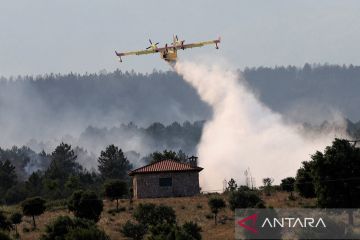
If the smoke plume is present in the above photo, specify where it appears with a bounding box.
[175,60,347,191]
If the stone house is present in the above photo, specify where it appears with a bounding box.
[129,159,203,199]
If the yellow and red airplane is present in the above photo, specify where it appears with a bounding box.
[115,35,220,63]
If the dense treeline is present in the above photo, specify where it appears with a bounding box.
[1,63,360,149]
[2,119,360,185]
[78,120,204,158]
[243,64,360,121]
[1,64,360,125]
[4,121,203,178]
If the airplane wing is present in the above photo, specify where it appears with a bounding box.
[176,38,221,50]
[115,49,157,57]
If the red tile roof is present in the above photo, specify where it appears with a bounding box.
[129,159,203,176]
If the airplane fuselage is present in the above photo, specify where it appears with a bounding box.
[160,49,177,62]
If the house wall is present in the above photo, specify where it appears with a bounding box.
[132,171,200,199]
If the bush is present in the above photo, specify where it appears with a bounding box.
[10,212,22,235]
[148,223,175,240]
[68,190,103,222]
[0,212,11,232]
[228,189,263,211]
[10,212,22,225]
[133,203,176,226]
[155,205,176,225]
[238,185,251,191]
[133,203,156,226]
[4,184,28,205]
[65,227,110,240]
[21,197,46,229]
[0,231,11,240]
[182,221,202,240]
[120,220,147,240]
[41,216,109,240]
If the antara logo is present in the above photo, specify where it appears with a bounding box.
[237,214,258,234]
[262,217,326,228]
[237,213,326,234]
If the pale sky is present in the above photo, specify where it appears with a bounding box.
[1,0,360,77]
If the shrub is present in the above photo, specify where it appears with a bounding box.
[41,216,73,240]
[120,220,147,240]
[10,212,22,235]
[65,227,110,240]
[21,197,46,229]
[228,189,263,211]
[155,205,176,225]
[41,216,109,240]
[148,223,176,240]
[238,185,251,191]
[208,197,226,225]
[0,231,11,240]
[68,190,103,222]
[133,203,156,226]
[133,203,176,226]
[0,212,11,231]
[182,221,202,240]
[4,184,28,205]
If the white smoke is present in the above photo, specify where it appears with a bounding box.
[175,60,347,191]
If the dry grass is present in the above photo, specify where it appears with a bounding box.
[8,191,315,240]
[262,191,316,208]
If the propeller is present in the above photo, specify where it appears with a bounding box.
[146,39,159,49]
[181,40,185,50]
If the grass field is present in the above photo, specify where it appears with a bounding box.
[1,191,315,240]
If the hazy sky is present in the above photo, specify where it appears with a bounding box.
[1,0,360,76]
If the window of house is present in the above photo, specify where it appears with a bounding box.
[159,177,172,187]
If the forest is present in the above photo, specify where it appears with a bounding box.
[0,64,360,239]
[1,63,360,189]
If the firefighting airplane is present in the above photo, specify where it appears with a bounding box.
[115,35,220,63]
